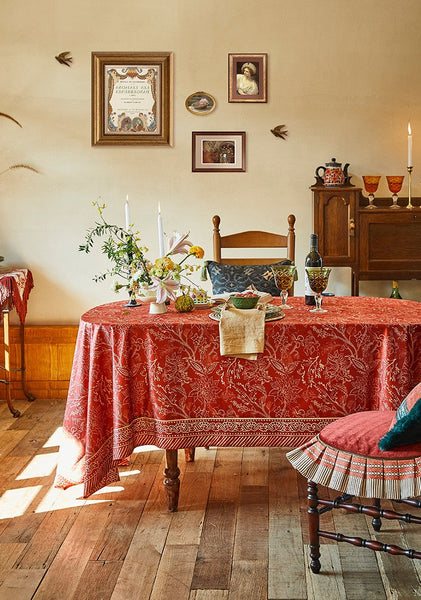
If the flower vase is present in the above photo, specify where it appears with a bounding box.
[149,301,167,314]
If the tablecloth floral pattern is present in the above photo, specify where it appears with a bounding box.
[0,269,34,323]
[55,296,421,497]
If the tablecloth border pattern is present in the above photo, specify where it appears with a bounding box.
[57,416,335,497]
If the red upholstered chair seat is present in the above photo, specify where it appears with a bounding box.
[320,411,421,458]
[287,411,421,500]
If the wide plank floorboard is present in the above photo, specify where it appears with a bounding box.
[0,399,418,599]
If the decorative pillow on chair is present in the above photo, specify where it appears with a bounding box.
[378,382,421,451]
[206,260,292,296]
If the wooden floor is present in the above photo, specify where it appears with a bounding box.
[0,398,420,599]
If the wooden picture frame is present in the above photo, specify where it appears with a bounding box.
[192,131,246,172]
[91,51,173,146]
[185,91,216,115]
[228,53,267,103]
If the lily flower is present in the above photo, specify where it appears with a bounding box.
[167,232,192,256]
[148,273,179,303]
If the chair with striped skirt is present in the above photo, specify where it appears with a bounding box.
[286,382,421,573]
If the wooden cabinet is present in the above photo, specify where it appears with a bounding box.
[312,184,421,295]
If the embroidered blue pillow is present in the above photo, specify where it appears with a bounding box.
[206,260,293,296]
[378,382,421,450]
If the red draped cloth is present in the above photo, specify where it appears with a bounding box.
[0,269,34,323]
[54,296,421,497]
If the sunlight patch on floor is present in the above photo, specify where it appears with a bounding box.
[0,486,42,518]
[16,452,58,480]
[42,426,63,448]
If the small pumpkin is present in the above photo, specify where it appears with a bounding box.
[174,294,195,313]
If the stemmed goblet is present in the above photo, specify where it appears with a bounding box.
[386,175,405,209]
[271,264,297,309]
[362,175,381,209]
[305,267,332,313]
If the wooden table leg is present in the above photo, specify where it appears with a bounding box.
[1,310,21,418]
[184,447,196,462]
[19,322,35,401]
[164,449,180,512]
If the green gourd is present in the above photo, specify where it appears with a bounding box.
[174,294,195,313]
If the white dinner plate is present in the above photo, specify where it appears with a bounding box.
[209,312,285,323]
[194,302,215,309]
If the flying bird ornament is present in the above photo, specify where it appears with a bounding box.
[271,124,289,139]
[55,51,73,67]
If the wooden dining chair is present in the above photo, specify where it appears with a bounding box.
[210,214,296,295]
[286,382,421,573]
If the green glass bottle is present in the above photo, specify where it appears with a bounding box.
[390,281,402,299]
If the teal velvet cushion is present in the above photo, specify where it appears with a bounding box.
[206,259,292,296]
[378,382,421,451]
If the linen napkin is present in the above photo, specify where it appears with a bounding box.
[219,304,266,360]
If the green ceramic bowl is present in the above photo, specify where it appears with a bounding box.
[230,295,259,309]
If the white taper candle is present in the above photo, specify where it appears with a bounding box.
[158,202,164,257]
[125,195,131,230]
[408,122,413,167]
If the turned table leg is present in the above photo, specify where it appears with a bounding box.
[164,449,180,512]
[184,447,196,462]
[18,322,35,401]
[1,310,21,418]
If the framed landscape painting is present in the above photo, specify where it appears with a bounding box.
[91,51,173,146]
[228,53,267,103]
[192,131,246,172]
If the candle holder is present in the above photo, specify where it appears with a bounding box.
[125,291,141,307]
[407,166,414,209]
[124,234,141,307]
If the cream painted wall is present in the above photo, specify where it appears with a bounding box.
[1,0,420,324]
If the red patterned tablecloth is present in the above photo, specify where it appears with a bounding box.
[55,296,421,497]
[0,269,34,323]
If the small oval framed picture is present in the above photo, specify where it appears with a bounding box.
[185,92,216,115]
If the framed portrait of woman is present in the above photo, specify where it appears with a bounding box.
[228,53,267,103]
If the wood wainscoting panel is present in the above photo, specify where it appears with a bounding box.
[0,325,78,400]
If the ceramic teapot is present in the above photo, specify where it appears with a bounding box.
[316,158,350,187]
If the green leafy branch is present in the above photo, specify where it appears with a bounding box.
[79,201,152,289]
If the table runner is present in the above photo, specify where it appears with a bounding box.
[55,296,421,497]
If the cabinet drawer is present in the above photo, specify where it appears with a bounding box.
[359,211,421,274]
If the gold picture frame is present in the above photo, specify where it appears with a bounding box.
[91,51,173,146]
[185,91,216,115]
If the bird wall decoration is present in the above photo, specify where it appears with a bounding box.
[271,124,289,139]
[55,51,73,67]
